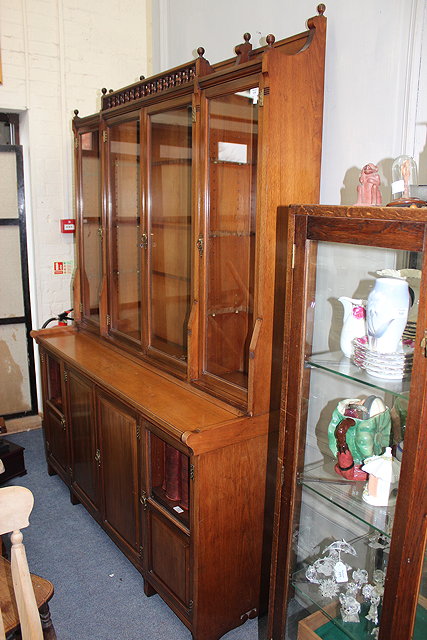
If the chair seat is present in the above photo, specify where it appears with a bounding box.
[0,556,54,635]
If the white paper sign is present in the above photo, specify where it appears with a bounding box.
[218,142,247,164]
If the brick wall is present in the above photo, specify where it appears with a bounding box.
[0,0,150,327]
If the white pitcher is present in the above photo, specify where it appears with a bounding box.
[366,277,410,353]
[338,297,367,358]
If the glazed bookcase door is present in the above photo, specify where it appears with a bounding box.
[76,126,103,330]
[106,115,142,347]
[269,207,427,640]
[197,81,259,408]
[143,101,193,372]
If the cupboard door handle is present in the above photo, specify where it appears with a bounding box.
[140,233,148,249]
[140,491,148,510]
[196,235,204,257]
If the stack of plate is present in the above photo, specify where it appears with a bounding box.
[352,337,414,380]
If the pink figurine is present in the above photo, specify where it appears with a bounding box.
[356,163,382,206]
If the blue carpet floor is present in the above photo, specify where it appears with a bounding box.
[4,429,264,640]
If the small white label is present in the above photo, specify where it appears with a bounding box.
[250,88,259,104]
[173,505,184,514]
[334,561,348,583]
[218,141,247,164]
[392,179,404,195]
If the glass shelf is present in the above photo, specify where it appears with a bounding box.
[300,459,394,537]
[306,351,411,399]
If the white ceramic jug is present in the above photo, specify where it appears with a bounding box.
[338,297,366,358]
[366,277,410,353]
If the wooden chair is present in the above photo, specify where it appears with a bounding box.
[0,486,56,639]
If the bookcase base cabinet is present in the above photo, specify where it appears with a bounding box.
[35,333,270,640]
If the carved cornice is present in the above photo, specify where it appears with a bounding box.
[101,64,197,111]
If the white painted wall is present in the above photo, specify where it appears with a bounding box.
[152,0,427,203]
[0,0,151,330]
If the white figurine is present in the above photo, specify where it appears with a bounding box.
[362,447,401,506]
[365,594,381,625]
[339,593,361,623]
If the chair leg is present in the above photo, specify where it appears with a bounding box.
[39,603,56,640]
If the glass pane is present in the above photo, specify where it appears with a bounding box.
[0,151,18,218]
[414,546,427,638]
[0,225,24,316]
[149,431,189,527]
[290,242,422,639]
[46,354,62,410]
[109,119,141,342]
[0,323,31,414]
[149,106,192,360]
[205,88,258,389]
[80,131,102,324]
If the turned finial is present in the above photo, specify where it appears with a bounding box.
[101,88,107,95]
[243,32,251,43]
[266,34,275,47]
[73,109,79,117]
[317,4,326,15]
[109,89,114,93]
[140,75,145,81]
[197,47,205,57]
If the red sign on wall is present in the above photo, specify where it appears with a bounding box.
[53,262,64,275]
[60,219,76,233]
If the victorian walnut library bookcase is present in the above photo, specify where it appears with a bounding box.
[32,8,326,639]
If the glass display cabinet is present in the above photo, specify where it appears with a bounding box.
[34,8,328,640]
[268,204,427,640]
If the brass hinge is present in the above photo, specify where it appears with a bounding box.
[258,89,264,107]
[94,449,101,466]
[192,106,197,123]
[421,330,427,357]
[291,243,296,269]
[97,227,103,240]
[102,130,108,143]
[196,235,204,257]
[106,314,111,326]
[40,352,45,364]
[188,600,194,610]
[64,371,68,383]
[61,417,66,432]
[189,464,195,480]
[281,464,285,487]
[136,424,141,440]
[79,302,83,313]
[139,545,143,559]
[74,137,79,150]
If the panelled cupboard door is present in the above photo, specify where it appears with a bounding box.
[268,205,427,640]
[97,392,140,561]
[41,352,69,479]
[44,405,68,478]
[144,506,191,617]
[67,368,99,515]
